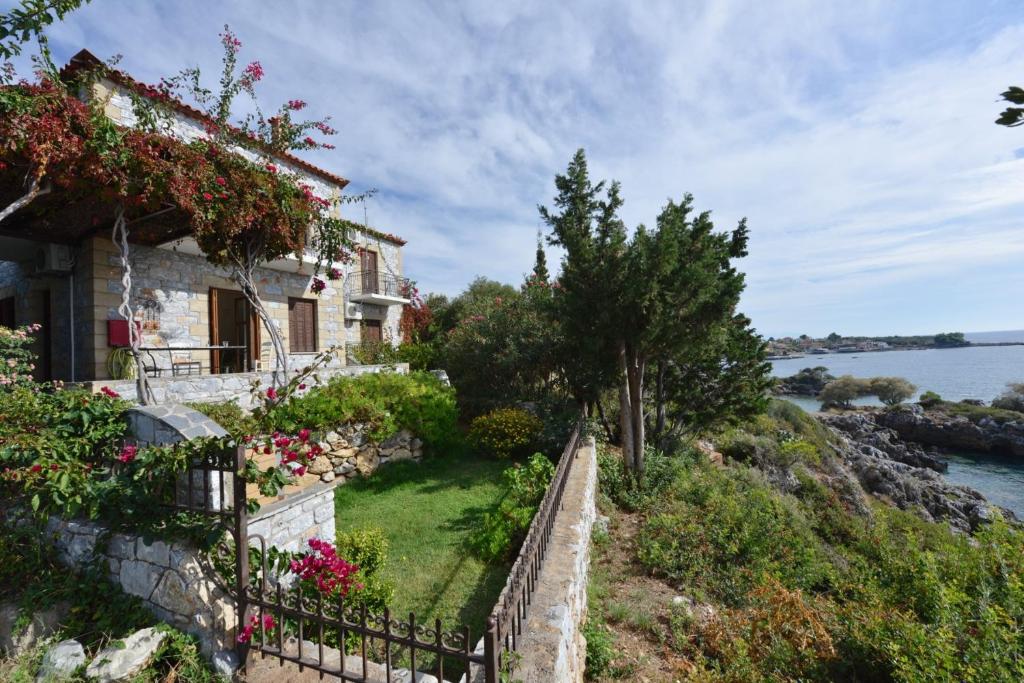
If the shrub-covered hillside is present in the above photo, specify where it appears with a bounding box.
[587,402,1024,682]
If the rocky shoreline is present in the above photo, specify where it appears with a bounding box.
[815,406,1018,533]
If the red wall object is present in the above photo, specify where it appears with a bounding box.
[107,319,142,347]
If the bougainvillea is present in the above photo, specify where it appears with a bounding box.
[289,538,362,597]
[0,28,365,388]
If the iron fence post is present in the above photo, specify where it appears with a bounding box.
[233,443,250,669]
[484,616,500,683]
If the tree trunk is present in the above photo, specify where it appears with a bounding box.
[595,396,615,443]
[231,262,289,390]
[627,351,646,479]
[112,207,155,405]
[0,174,51,225]
[653,360,667,446]
[617,342,636,474]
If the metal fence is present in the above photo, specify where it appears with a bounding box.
[482,413,585,677]
[175,415,587,682]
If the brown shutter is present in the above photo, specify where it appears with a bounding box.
[288,298,317,353]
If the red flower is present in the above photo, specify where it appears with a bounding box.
[118,444,138,464]
[244,61,264,82]
[202,192,214,201]
[265,163,278,173]
[50,464,59,471]
[298,383,306,390]
[298,428,311,443]
[287,100,307,111]
[310,277,326,294]
[30,464,42,473]
[99,386,120,398]
[215,177,227,186]
[266,387,278,400]
[293,465,307,477]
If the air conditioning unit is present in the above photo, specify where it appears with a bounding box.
[35,244,73,274]
[345,303,363,320]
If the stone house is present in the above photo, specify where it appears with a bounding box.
[0,50,410,390]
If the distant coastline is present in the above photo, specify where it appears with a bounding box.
[765,330,1024,360]
[767,340,1024,361]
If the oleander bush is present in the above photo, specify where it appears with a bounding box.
[468,407,543,459]
[267,371,459,454]
[470,453,554,562]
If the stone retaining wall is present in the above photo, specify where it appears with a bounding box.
[249,484,336,553]
[513,437,597,683]
[78,362,409,406]
[47,518,236,660]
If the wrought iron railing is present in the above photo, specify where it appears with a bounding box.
[165,414,589,681]
[345,270,411,299]
[482,411,587,677]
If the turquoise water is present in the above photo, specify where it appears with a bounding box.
[772,343,1024,517]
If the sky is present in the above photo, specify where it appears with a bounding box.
[6,0,1024,338]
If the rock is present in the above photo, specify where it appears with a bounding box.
[307,455,333,476]
[389,448,414,462]
[334,462,355,475]
[325,431,345,448]
[0,602,68,656]
[875,404,1024,457]
[85,627,166,682]
[356,446,379,475]
[820,412,948,471]
[210,650,238,678]
[670,595,717,629]
[594,515,610,535]
[818,415,1006,533]
[331,447,357,460]
[36,639,86,681]
[320,471,336,483]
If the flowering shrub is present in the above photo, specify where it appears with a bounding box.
[268,371,459,455]
[0,324,41,388]
[290,538,361,597]
[468,408,543,459]
[469,453,554,562]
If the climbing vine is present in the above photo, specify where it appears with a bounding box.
[0,27,366,397]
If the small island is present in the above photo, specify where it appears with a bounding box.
[763,331,1002,359]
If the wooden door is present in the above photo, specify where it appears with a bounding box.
[362,319,382,344]
[360,250,379,294]
[209,288,221,374]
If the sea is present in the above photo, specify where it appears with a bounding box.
[771,331,1024,517]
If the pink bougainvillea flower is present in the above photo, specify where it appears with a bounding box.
[293,465,307,477]
[310,277,326,294]
[266,387,278,400]
[327,267,341,281]
[287,99,307,111]
[117,444,138,464]
[100,386,120,398]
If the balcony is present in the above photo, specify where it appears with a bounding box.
[345,270,411,306]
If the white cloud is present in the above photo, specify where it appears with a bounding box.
[10,0,1024,334]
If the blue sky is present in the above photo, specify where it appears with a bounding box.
[7,0,1024,338]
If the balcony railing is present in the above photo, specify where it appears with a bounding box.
[345,270,411,305]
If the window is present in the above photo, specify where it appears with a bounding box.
[288,298,318,353]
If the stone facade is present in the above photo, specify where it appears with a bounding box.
[513,438,597,683]
[0,75,408,385]
[310,424,423,485]
[82,362,409,406]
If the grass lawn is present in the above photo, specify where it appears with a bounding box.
[334,453,512,639]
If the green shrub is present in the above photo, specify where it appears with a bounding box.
[187,400,258,438]
[819,375,871,409]
[636,464,837,605]
[918,390,943,408]
[583,618,615,679]
[869,376,917,406]
[468,407,543,459]
[470,453,554,562]
[0,324,43,389]
[596,444,693,512]
[396,341,438,371]
[337,527,395,612]
[269,371,459,454]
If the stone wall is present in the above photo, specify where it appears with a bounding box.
[513,437,597,683]
[46,517,237,659]
[78,362,409,406]
[249,484,336,553]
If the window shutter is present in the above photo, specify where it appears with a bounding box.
[288,298,317,353]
